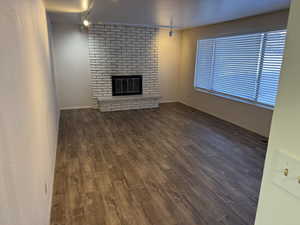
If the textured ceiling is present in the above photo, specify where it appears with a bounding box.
[46,0,291,28]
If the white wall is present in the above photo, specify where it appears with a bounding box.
[0,0,59,225]
[179,10,289,137]
[51,23,92,110]
[255,2,300,225]
[50,23,182,108]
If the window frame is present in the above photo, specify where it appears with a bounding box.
[194,86,274,110]
[194,30,286,110]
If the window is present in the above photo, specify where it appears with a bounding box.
[194,30,287,107]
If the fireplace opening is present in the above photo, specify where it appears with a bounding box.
[112,75,143,96]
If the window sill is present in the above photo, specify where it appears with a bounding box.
[194,87,274,111]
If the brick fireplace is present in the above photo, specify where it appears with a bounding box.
[88,24,161,112]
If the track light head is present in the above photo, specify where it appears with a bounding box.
[83,19,90,27]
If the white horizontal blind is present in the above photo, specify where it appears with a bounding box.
[194,30,287,107]
[257,30,287,106]
[194,39,215,90]
[213,33,262,100]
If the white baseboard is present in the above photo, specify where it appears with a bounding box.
[60,102,178,110]
[60,106,92,111]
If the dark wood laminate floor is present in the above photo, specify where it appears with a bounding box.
[51,103,267,225]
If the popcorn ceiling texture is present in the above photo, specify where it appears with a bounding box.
[88,24,161,111]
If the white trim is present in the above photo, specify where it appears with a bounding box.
[194,87,273,110]
[60,106,92,111]
[194,41,200,88]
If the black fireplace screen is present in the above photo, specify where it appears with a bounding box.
[112,75,143,96]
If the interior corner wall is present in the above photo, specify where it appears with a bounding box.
[255,2,300,224]
[0,0,59,225]
[178,10,289,137]
[51,23,92,110]
[158,29,182,103]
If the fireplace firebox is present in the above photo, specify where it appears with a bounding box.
[112,75,143,96]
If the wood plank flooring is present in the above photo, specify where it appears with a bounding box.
[50,103,267,225]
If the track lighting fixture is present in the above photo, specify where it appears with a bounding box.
[81,0,95,28]
[83,19,91,27]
